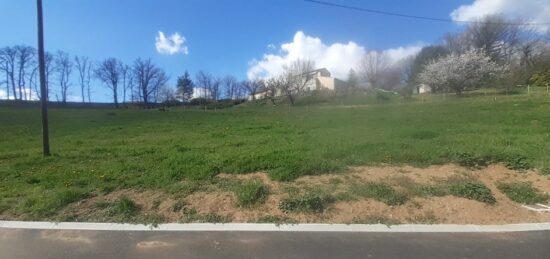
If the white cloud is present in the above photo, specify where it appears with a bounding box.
[247,31,422,80]
[450,0,550,32]
[155,31,189,55]
[0,89,6,99]
[384,45,423,62]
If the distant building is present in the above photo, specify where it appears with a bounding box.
[248,68,347,100]
[303,68,347,91]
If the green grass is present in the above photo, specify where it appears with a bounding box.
[234,180,268,208]
[1,92,549,219]
[497,181,549,204]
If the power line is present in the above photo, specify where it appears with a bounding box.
[303,0,550,26]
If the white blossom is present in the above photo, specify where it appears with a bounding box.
[418,49,506,95]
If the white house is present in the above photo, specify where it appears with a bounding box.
[248,68,346,100]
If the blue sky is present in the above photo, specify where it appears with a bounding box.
[1,0,547,102]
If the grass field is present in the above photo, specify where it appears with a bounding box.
[1,89,550,221]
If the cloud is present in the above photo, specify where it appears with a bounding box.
[383,45,423,62]
[155,31,189,55]
[0,89,6,99]
[450,0,550,32]
[247,31,422,80]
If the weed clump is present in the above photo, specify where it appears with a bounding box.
[448,181,496,205]
[497,181,549,204]
[234,180,268,208]
[108,197,139,217]
[279,194,334,213]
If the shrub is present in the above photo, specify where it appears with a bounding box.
[350,182,409,206]
[449,181,496,204]
[497,181,549,204]
[234,180,268,208]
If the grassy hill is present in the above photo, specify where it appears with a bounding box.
[1,90,549,220]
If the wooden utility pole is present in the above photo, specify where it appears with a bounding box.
[37,0,50,156]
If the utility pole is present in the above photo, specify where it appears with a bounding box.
[37,0,50,156]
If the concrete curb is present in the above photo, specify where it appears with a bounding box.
[1,221,550,232]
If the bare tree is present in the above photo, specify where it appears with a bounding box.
[358,51,391,88]
[121,65,132,104]
[195,70,213,100]
[241,79,264,100]
[27,58,38,100]
[132,58,168,105]
[94,58,123,107]
[0,47,17,99]
[55,50,72,104]
[33,52,55,101]
[286,59,316,94]
[463,15,521,62]
[157,84,175,103]
[74,56,91,103]
[222,75,239,99]
[265,74,288,105]
[15,45,36,100]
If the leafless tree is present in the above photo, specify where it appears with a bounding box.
[55,50,72,104]
[222,75,239,99]
[463,15,521,62]
[121,65,132,104]
[94,58,123,107]
[285,59,315,94]
[265,74,288,105]
[15,45,36,100]
[34,52,55,101]
[74,56,91,103]
[132,58,169,105]
[27,59,38,100]
[0,47,17,100]
[195,70,213,100]
[241,79,264,100]
[358,51,391,88]
[157,84,175,103]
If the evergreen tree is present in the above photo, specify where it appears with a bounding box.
[176,70,194,102]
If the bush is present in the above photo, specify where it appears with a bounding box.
[497,181,549,204]
[449,181,496,204]
[350,182,409,206]
[234,180,268,208]
[278,194,334,213]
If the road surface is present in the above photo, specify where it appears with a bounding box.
[1,228,549,258]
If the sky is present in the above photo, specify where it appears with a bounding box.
[0,0,549,102]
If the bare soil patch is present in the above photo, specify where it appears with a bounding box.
[63,164,550,224]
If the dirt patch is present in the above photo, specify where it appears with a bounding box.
[61,164,550,224]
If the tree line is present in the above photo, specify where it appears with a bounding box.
[351,14,550,96]
[0,46,268,107]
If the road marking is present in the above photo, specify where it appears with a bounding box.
[1,221,550,232]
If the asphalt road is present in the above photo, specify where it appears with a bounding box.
[0,229,549,259]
